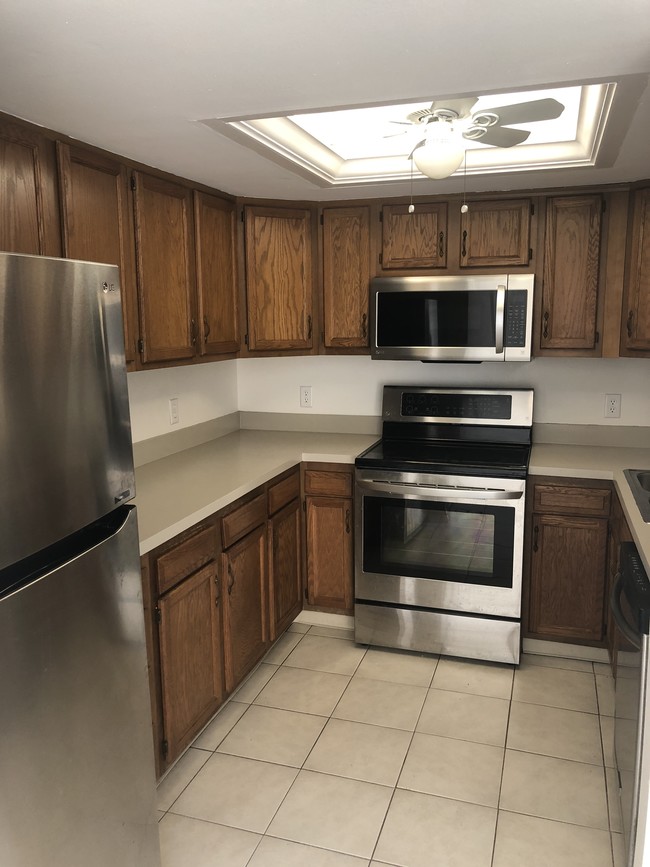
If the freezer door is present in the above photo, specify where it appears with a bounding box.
[0,252,135,569]
[0,506,160,867]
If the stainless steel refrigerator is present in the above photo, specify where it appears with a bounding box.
[0,252,161,867]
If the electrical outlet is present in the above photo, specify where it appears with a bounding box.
[169,397,180,425]
[300,385,312,408]
[604,394,621,418]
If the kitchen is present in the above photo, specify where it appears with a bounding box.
[1,1,650,866]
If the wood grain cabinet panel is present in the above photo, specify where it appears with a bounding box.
[620,187,650,355]
[269,498,302,639]
[132,171,197,363]
[533,484,611,517]
[460,199,531,267]
[0,115,61,256]
[540,195,603,352]
[154,524,218,596]
[306,494,353,612]
[244,205,313,351]
[381,202,447,269]
[56,143,138,365]
[194,191,239,356]
[322,206,371,347]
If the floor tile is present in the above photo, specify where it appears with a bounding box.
[507,701,603,764]
[606,766,623,833]
[283,634,366,675]
[492,810,614,867]
[431,656,514,699]
[156,747,211,811]
[308,624,356,641]
[288,621,310,633]
[512,663,598,713]
[263,631,305,664]
[267,770,392,859]
[304,718,411,786]
[171,753,297,833]
[398,732,504,807]
[193,701,247,751]
[596,674,616,716]
[374,788,497,867]
[332,676,427,731]
[500,750,609,830]
[354,647,438,687]
[594,662,614,677]
[417,687,509,746]
[254,666,350,716]
[158,813,260,867]
[612,832,626,867]
[521,652,594,673]
[248,837,370,866]
[217,704,326,766]
[231,663,279,703]
[600,715,615,768]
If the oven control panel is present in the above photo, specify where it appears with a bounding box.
[382,386,534,428]
[401,392,512,420]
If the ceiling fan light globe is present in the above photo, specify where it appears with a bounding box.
[413,141,465,179]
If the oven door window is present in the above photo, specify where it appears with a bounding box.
[363,495,514,588]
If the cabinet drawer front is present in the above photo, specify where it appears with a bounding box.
[155,525,217,596]
[221,493,267,548]
[533,484,611,517]
[268,470,300,516]
[305,469,352,497]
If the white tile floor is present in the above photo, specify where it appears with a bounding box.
[156,623,624,867]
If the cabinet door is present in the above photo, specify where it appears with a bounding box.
[158,562,224,764]
[269,498,302,639]
[222,524,268,691]
[540,195,603,352]
[57,143,138,365]
[244,205,313,351]
[460,199,531,267]
[621,187,650,355]
[0,115,61,256]
[132,172,197,363]
[381,203,447,269]
[194,191,239,356]
[322,206,371,348]
[306,495,353,612]
[528,513,608,642]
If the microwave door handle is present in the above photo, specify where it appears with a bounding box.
[611,572,642,650]
[359,481,523,501]
[495,285,506,354]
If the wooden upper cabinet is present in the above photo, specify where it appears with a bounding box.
[620,187,650,355]
[244,205,313,351]
[56,143,138,365]
[381,202,447,269]
[322,206,371,348]
[539,195,603,353]
[132,171,197,363]
[460,199,531,267]
[0,115,61,256]
[194,191,239,356]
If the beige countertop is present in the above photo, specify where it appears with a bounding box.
[134,429,650,574]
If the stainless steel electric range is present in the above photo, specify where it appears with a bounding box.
[354,386,534,665]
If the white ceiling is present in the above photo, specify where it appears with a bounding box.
[1,0,649,201]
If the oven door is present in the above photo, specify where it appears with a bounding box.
[355,469,526,618]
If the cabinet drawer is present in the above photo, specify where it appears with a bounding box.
[268,469,300,516]
[221,492,267,549]
[155,525,217,596]
[533,484,611,517]
[304,469,352,497]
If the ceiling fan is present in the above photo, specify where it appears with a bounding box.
[392,96,565,179]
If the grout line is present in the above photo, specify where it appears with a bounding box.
[489,663,515,866]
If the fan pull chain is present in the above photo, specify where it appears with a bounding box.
[460,149,469,214]
[408,154,415,214]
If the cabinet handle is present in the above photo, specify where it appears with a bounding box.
[461,229,468,258]
[345,508,351,534]
[533,525,539,553]
[227,562,235,595]
[438,231,445,259]
[203,316,211,342]
[190,318,197,345]
[214,573,220,604]
[627,310,634,338]
[361,313,367,339]
[307,314,313,340]
[543,311,549,340]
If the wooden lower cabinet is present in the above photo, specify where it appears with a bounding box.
[304,464,354,613]
[269,498,302,639]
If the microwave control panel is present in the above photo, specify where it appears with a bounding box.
[504,291,528,347]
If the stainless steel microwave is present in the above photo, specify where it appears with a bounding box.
[370,274,534,362]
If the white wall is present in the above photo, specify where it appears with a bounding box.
[237,355,650,427]
[127,360,238,442]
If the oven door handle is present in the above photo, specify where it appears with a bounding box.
[495,284,506,355]
[358,481,523,501]
[610,571,641,651]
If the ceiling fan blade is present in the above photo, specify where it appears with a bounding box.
[383,131,410,139]
[429,96,478,119]
[389,120,415,126]
[471,126,531,148]
[479,98,565,126]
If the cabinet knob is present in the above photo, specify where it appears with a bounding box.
[307,314,313,340]
[203,316,211,342]
[345,508,351,534]
[461,229,468,258]
[543,311,549,340]
[190,318,197,345]
[438,231,445,259]
[627,310,634,338]
[227,562,235,595]
[361,313,367,339]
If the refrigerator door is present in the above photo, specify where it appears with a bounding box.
[0,252,135,569]
[0,506,160,867]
